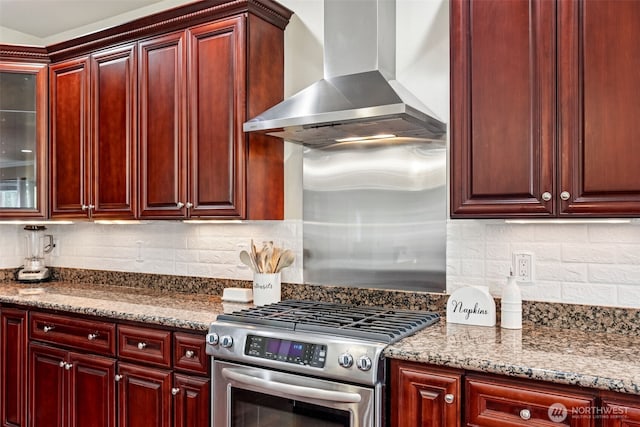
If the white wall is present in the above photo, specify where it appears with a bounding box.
[1,0,640,308]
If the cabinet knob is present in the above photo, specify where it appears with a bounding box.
[64,363,73,370]
[87,333,98,341]
[81,204,89,211]
[560,191,571,201]
[520,409,531,420]
[137,342,147,350]
[59,361,66,368]
[541,192,552,202]
[185,350,195,359]
[171,387,180,396]
[177,202,185,209]
[115,374,124,382]
[444,393,455,404]
[88,204,95,210]
[186,202,193,209]
[43,325,54,333]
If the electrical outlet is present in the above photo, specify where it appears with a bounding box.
[512,251,534,283]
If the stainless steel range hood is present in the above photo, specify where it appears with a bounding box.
[243,0,446,145]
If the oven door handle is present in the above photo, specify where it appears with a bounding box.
[221,368,362,403]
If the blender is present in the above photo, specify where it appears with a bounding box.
[17,225,54,282]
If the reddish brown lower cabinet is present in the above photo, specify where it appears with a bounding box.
[390,360,462,427]
[29,342,116,427]
[1,308,28,427]
[601,393,640,427]
[117,362,172,427]
[465,375,595,427]
[173,373,210,427]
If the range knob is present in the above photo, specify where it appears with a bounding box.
[338,353,353,368]
[206,332,219,345]
[356,355,372,371]
[220,335,234,348]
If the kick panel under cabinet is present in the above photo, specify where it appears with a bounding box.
[451,0,640,218]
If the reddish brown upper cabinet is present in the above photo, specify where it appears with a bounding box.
[451,0,640,218]
[49,44,137,219]
[390,360,462,427]
[139,14,284,220]
[0,61,48,219]
[1,308,28,427]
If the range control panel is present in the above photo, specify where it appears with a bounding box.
[245,335,327,368]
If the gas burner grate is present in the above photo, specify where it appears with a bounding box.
[216,299,440,344]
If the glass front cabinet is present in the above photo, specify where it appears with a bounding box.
[0,62,47,218]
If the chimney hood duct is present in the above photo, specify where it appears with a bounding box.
[243,0,446,145]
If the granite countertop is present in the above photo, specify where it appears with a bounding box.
[0,281,245,332]
[384,321,640,395]
[2,281,639,395]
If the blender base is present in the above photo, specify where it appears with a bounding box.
[17,267,51,283]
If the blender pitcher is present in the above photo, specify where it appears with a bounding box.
[18,225,54,282]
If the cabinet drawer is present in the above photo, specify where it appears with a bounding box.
[30,312,116,356]
[466,376,595,426]
[174,332,208,375]
[118,325,171,368]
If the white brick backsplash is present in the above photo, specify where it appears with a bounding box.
[561,282,618,306]
[2,218,639,308]
[485,243,510,260]
[617,286,640,308]
[562,244,617,264]
[589,264,640,285]
[617,245,640,264]
[533,224,589,243]
[447,220,640,308]
[519,281,562,302]
[536,262,587,283]
[588,224,640,243]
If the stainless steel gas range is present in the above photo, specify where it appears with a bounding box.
[205,300,439,427]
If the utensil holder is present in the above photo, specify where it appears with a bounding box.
[253,273,281,306]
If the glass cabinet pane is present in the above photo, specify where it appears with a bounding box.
[0,70,39,210]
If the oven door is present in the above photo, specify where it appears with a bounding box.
[213,360,377,427]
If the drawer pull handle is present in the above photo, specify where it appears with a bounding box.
[185,350,195,358]
[43,325,55,333]
[444,394,454,404]
[520,409,531,420]
[137,342,147,350]
[115,374,124,382]
[171,387,180,396]
[88,333,98,341]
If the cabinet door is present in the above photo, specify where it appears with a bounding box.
[90,45,137,219]
[558,0,640,216]
[1,309,27,427]
[118,362,172,427]
[0,62,48,219]
[601,394,640,427]
[450,0,556,218]
[390,360,461,427]
[49,57,91,218]
[173,374,210,427]
[68,353,116,427]
[28,343,66,427]
[187,17,245,218]
[138,31,188,219]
